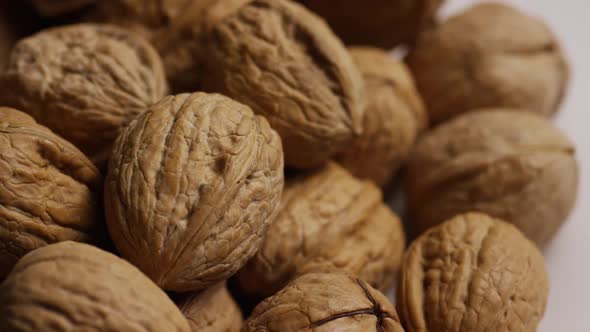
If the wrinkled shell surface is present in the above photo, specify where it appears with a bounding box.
[300,0,444,48]
[237,163,405,298]
[398,213,549,332]
[0,241,190,332]
[406,110,578,246]
[105,92,284,292]
[202,0,364,168]
[338,47,427,187]
[408,3,569,125]
[31,0,95,17]
[0,24,168,167]
[178,283,243,332]
[244,273,405,332]
[0,107,102,279]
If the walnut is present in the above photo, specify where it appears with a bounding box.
[177,283,243,332]
[406,110,578,246]
[299,0,445,49]
[0,107,102,279]
[105,92,284,292]
[408,3,569,125]
[243,273,405,332]
[0,24,168,168]
[337,47,427,187]
[30,0,95,17]
[201,0,364,169]
[0,241,190,331]
[397,213,549,332]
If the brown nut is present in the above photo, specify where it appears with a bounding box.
[397,212,549,332]
[337,47,427,187]
[201,0,364,169]
[0,24,168,167]
[0,107,102,279]
[30,0,95,17]
[406,110,578,246]
[237,163,405,299]
[0,241,190,332]
[178,283,243,332]
[244,273,405,332]
[408,3,569,125]
[105,92,284,292]
[299,0,445,49]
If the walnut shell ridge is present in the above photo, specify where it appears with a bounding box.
[0,107,102,279]
[105,92,284,292]
[407,3,569,125]
[397,213,549,332]
[406,109,578,246]
[0,241,190,332]
[178,283,243,332]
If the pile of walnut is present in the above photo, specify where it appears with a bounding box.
[0,1,578,331]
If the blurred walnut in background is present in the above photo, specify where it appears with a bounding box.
[30,0,95,17]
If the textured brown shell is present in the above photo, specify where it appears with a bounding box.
[406,110,578,246]
[338,47,427,187]
[407,3,569,125]
[0,241,190,331]
[31,0,95,17]
[202,0,364,168]
[300,0,444,48]
[178,283,243,332]
[397,213,549,332]
[237,163,405,299]
[105,92,284,292]
[0,24,168,167]
[244,273,405,332]
[0,107,102,279]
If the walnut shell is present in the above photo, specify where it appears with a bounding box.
[244,273,405,332]
[0,107,102,279]
[201,0,364,168]
[178,283,243,332]
[0,241,190,331]
[299,0,445,49]
[31,0,95,17]
[397,213,549,332]
[337,47,427,187]
[408,3,569,125]
[0,24,168,167]
[406,110,578,246]
[237,162,405,299]
[105,92,284,292]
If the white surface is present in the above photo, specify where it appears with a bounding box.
[438,1,589,331]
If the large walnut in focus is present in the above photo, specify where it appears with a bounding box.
[397,213,549,332]
[178,283,242,332]
[337,47,427,187]
[0,24,168,167]
[244,273,405,332]
[237,163,405,299]
[406,110,578,246]
[0,241,190,332]
[31,0,95,17]
[105,92,284,292]
[408,3,569,124]
[0,107,102,279]
[202,0,364,168]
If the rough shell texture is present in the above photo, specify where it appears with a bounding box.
[178,283,243,332]
[337,47,427,187]
[300,0,445,49]
[31,0,95,17]
[105,92,284,292]
[202,0,364,168]
[0,241,190,332]
[0,24,168,167]
[397,213,549,332]
[407,3,569,125]
[237,163,405,299]
[244,273,405,332]
[0,107,102,279]
[406,110,578,246]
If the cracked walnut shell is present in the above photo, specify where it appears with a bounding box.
[397,213,549,332]
[0,107,102,279]
[0,241,190,332]
[178,283,243,332]
[105,92,284,292]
